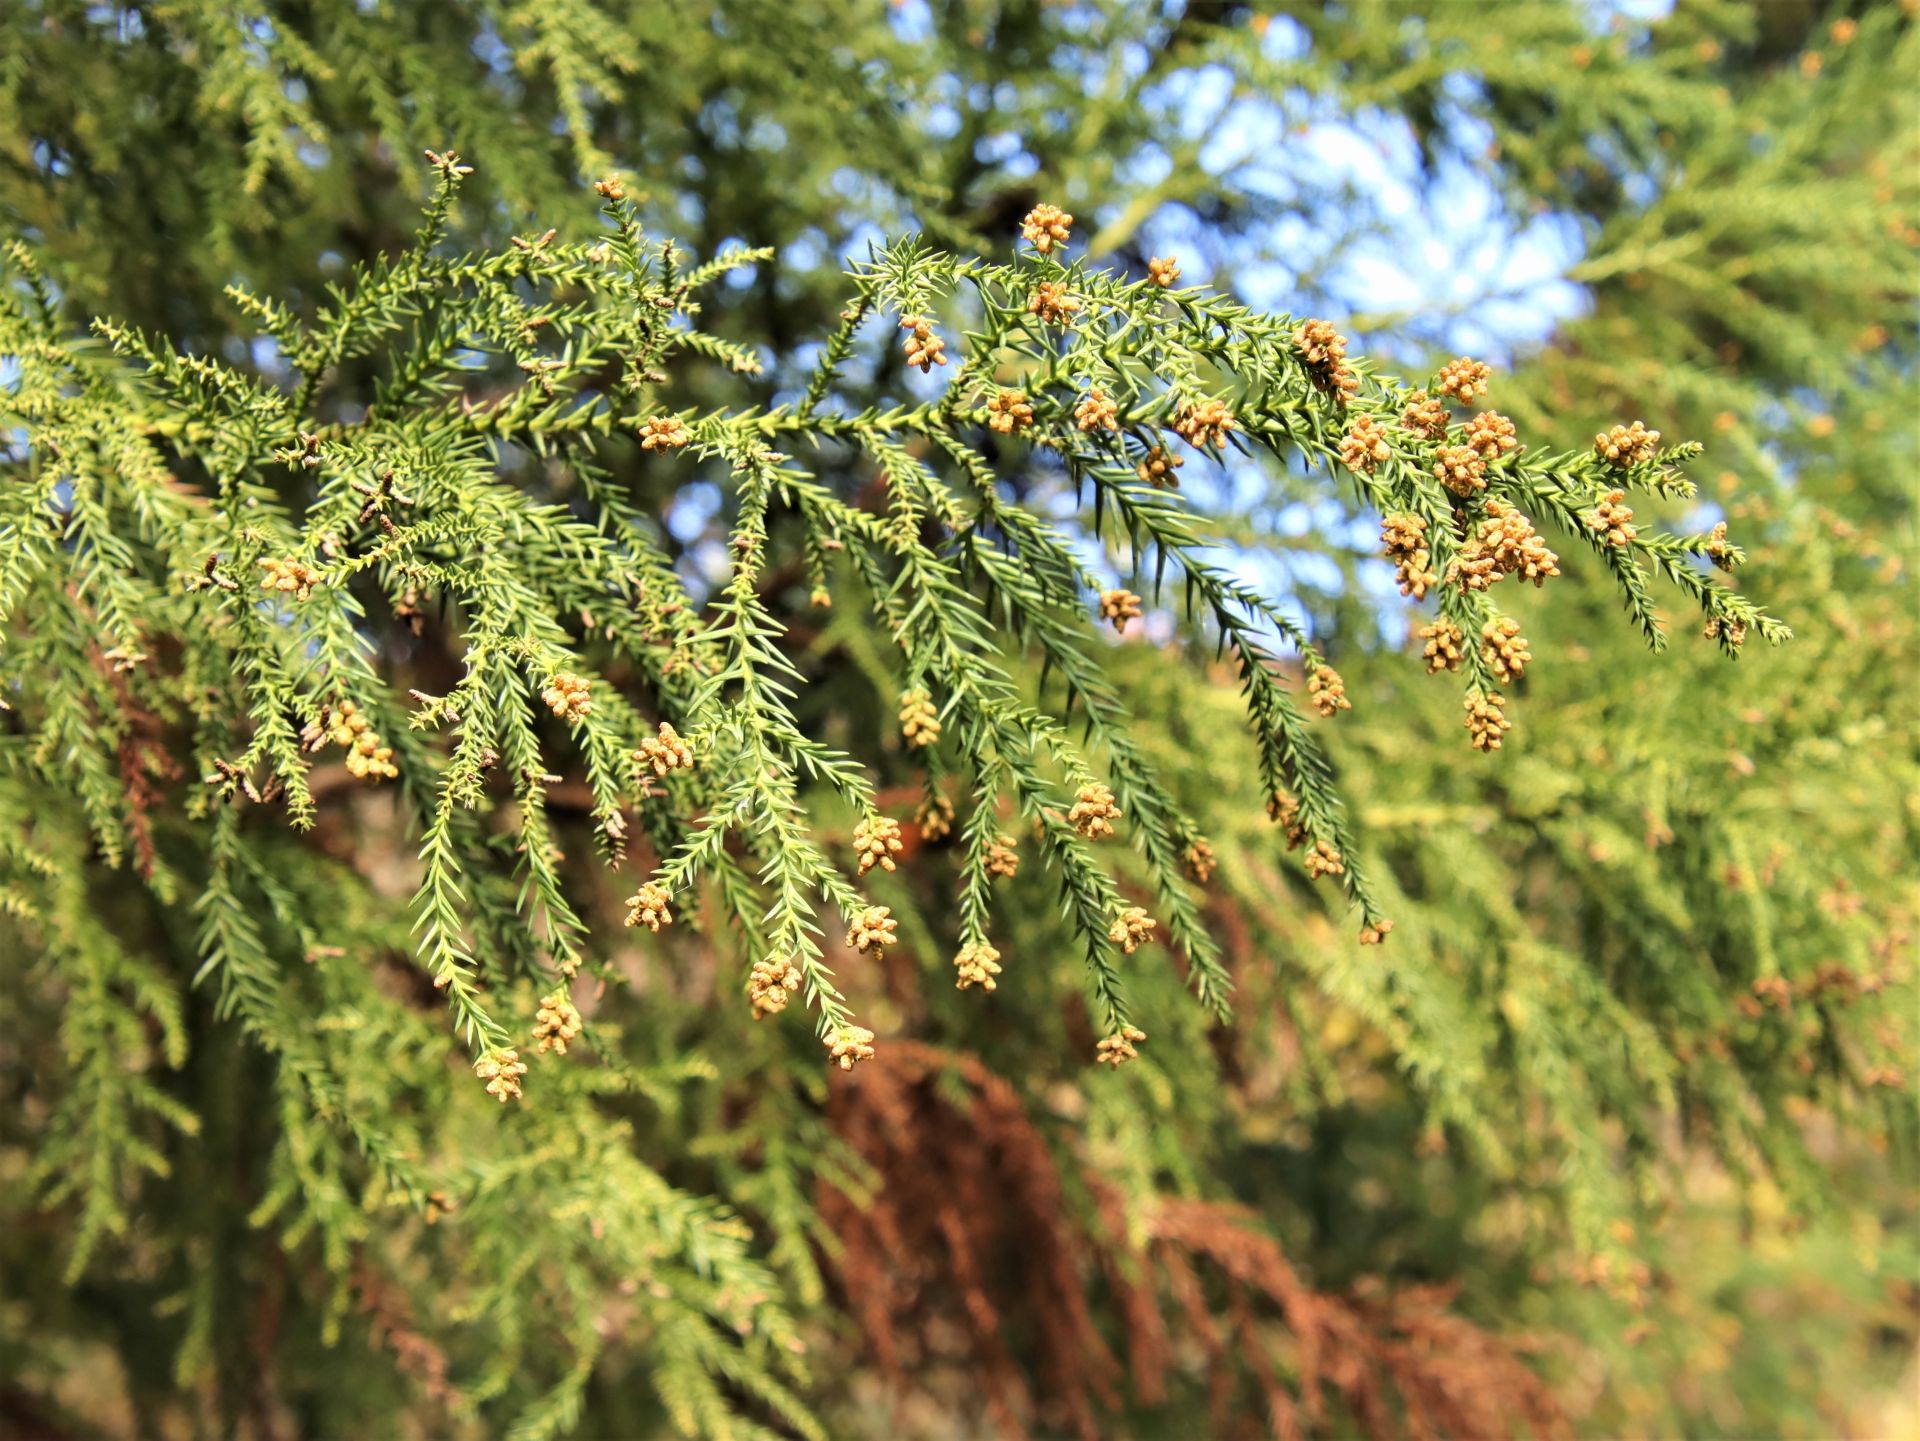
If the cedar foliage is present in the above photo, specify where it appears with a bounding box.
[1,3,1913,1438]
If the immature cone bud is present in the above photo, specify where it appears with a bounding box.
[624,882,672,932]
[1095,1025,1147,1069]
[1480,617,1531,683]
[900,316,949,372]
[898,687,941,746]
[541,672,592,722]
[1068,783,1122,840]
[475,1049,527,1103]
[1173,397,1236,450]
[1020,203,1073,254]
[1358,919,1395,946]
[1463,410,1519,462]
[748,957,803,1018]
[259,557,319,601]
[1295,319,1359,401]
[846,906,898,955]
[1182,836,1217,884]
[633,721,695,776]
[1380,513,1438,600]
[1594,420,1660,466]
[1436,357,1491,402]
[1027,280,1082,326]
[1590,490,1637,546]
[1400,390,1449,442]
[1307,664,1351,717]
[955,942,1003,991]
[826,1024,877,1071]
[1108,907,1156,954]
[593,175,625,199]
[853,816,904,875]
[985,388,1034,434]
[1099,588,1143,632]
[638,415,690,451]
[533,989,584,1055]
[1464,690,1511,751]
[1147,256,1181,287]
[1419,618,1466,673]
[1074,388,1119,432]
[1304,841,1345,879]
[1339,414,1392,473]
[1136,445,1183,487]
[985,834,1020,879]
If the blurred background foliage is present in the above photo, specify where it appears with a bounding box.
[0,0,1914,1437]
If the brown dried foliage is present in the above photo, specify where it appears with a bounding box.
[823,1043,1569,1440]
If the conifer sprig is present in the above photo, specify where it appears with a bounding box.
[0,159,1784,1092]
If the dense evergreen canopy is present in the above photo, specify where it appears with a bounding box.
[1,3,1912,1437]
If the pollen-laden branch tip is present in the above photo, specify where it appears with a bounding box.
[898,687,940,747]
[259,556,318,601]
[916,791,954,843]
[748,957,803,1018]
[533,989,583,1054]
[1306,664,1351,717]
[1295,319,1358,402]
[1481,618,1531,684]
[301,700,396,780]
[1181,836,1217,885]
[1099,588,1142,632]
[624,882,672,932]
[1074,388,1118,433]
[1590,489,1639,546]
[900,315,948,372]
[1135,444,1182,487]
[1068,783,1122,840]
[827,1024,877,1070]
[985,834,1020,879]
[846,906,898,955]
[1420,618,1466,674]
[1095,1026,1146,1068]
[1108,906,1156,954]
[1340,413,1392,473]
[954,941,1002,991]
[853,816,903,875]
[1020,203,1072,254]
[1172,397,1236,451]
[1267,791,1307,850]
[638,415,690,451]
[1380,513,1438,600]
[1146,255,1181,288]
[1303,841,1345,880]
[633,721,695,777]
[475,1049,527,1103]
[1463,409,1519,462]
[1027,280,1081,327]
[541,672,592,723]
[1401,389,1449,442]
[1436,357,1492,402]
[1595,420,1660,467]
[985,388,1034,434]
[1464,690,1511,751]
